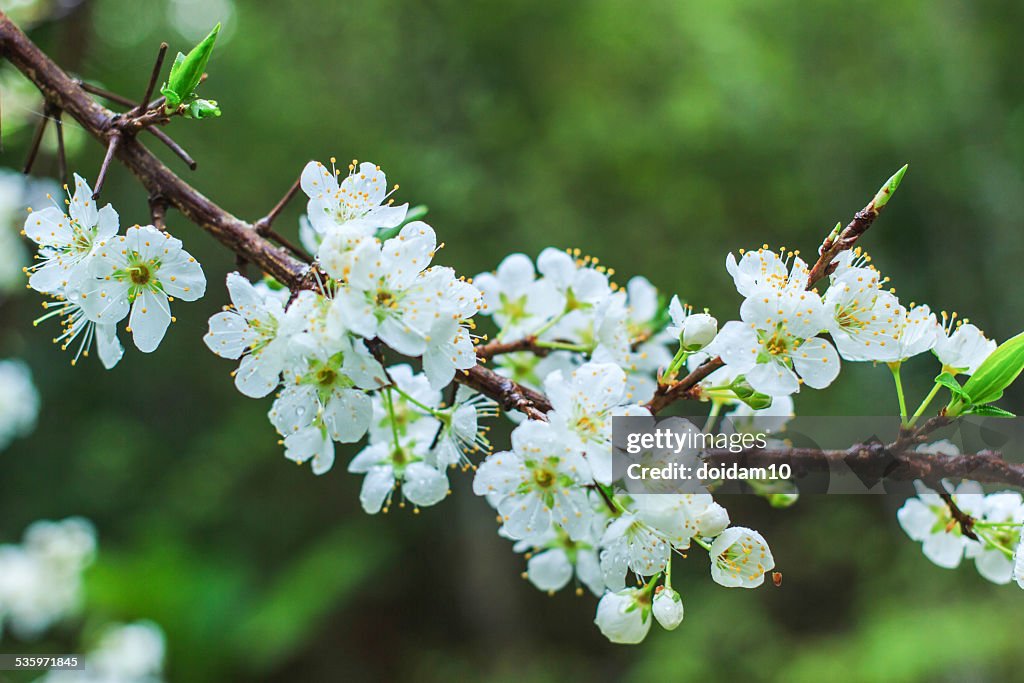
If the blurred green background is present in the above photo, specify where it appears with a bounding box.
[2,0,1024,680]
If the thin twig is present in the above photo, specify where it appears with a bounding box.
[132,42,167,117]
[77,80,136,107]
[144,127,196,169]
[54,109,67,188]
[22,102,51,174]
[91,131,121,199]
[254,177,301,234]
[263,228,313,263]
[939,491,979,541]
[645,356,725,414]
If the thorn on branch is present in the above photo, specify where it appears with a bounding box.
[132,42,168,118]
[77,80,137,108]
[92,132,121,200]
[23,102,53,174]
[144,127,197,169]
[54,109,68,188]
[254,177,302,235]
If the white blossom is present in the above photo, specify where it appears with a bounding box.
[474,253,563,339]
[594,588,652,644]
[22,174,118,296]
[473,420,593,542]
[726,247,809,298]
[652,586,684,630]
[711,287,838,396]
[73,224,206,353]
[0,518,95,639]
[934,319,996,376]
[667,296,717,351]
[544,361,649,485]
[823,267,902,362]
[300,159,407,236]
[708,526,775,588]
[897,474,983,569]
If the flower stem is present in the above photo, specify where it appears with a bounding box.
[693,536,712,551]
[703,401,723,434]
[908,379,944,428]
[663,346,690,382]
[391,384,445,418]
[534,339,590,353]
[889,362,908,424]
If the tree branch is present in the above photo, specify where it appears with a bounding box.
[3,14,1022,489]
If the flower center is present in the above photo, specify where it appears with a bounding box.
[315,366,338,387]
[375,290,395,307]
[533,467,556,489]
[129,263,152,286]
[765,333,789,356]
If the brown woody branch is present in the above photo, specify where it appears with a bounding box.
[4,14,1023,489]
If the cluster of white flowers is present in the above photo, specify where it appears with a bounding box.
[38,621,166,683]
[206,159,484,477]
[898,444,1024,588]
[0,358,39,451]
[19,158,1016,645]
[0,517,96,640]
[23,174,207,367]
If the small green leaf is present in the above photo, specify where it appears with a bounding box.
[934,372,970,402]
[186,98,221,119]
[960,330,1024,407]
[962,404,1016,418]
[167,23,220,104]
[871,163,908,210]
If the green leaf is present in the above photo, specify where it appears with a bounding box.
[934,372,970,402]
[186,98,221,119]
[871,163,908,210]
[960,330,1024,407]
[166,23,220,105]
[962,404,1016,418]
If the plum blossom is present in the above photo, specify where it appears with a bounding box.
[897,474,983,569]
[667,295,717,351]
[473,420,593,542]
[544,361,650,484]
[594,588,652,644]
[652,586,684,630]
[73,224,206,352]
[708,526,775,588]
[710,287,838,395]
[204,272,293,397]
[22,174,118,295]
[300,159,408,236]
[726,247,809,297]
[934,318,996,376]
[474,253,563,339]
[823,267,902,361]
